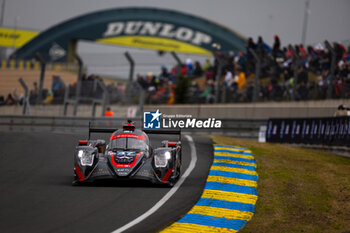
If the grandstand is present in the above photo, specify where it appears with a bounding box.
[0,7,349,117]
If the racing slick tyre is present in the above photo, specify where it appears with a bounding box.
[72,180,81,186]
[167,158,181,187]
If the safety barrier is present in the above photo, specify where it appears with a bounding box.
[162,145,258,232]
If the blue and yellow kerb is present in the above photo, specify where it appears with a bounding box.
[162,145,258,233]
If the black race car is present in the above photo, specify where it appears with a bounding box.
[73,121,182,186]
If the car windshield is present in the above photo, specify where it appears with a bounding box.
[110,138,148,151]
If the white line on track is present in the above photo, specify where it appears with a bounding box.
[111,135,197,233]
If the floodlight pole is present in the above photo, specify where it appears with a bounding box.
[171,52,182,66]
[249,48,261,103]
[213,52,225,104]
[0,0,5,26]
[137,82,145,118]
[325,41,336,99]
[35,52,46,105]
[12,16,19,49]
[73,54,83,116]
[171,52,182,73]
[91,79,109,117]
[289,45,300,101]
[124,51,135,105]
[19,77,30,115]
[301,0,310,46]
[0,0,5,60]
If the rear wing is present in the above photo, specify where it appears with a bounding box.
[88,122,181,141]
[88,122,116,139]
[88,127,116,139]
[143,129,181,141]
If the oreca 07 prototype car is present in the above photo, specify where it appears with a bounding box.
[73,121,182,186]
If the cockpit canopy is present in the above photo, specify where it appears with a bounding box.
[109,129,149,152]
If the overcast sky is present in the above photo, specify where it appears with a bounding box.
[2,0,350,48]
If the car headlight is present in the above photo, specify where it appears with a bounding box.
[164,151,171,160]
[78,150,95,166]
[154,151,172,168]
[78,150,84,158]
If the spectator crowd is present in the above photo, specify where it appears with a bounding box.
[1,35,350,107]
[136,35,350,104]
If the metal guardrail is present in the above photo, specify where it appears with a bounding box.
[0,115,267,140]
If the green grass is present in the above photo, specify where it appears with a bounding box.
[211,136,350,233]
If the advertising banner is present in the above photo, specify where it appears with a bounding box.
[0,27,38,48]
[12,8,247,62]
[266,117,350,147]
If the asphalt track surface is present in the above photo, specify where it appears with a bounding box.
[0,131,213,233]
